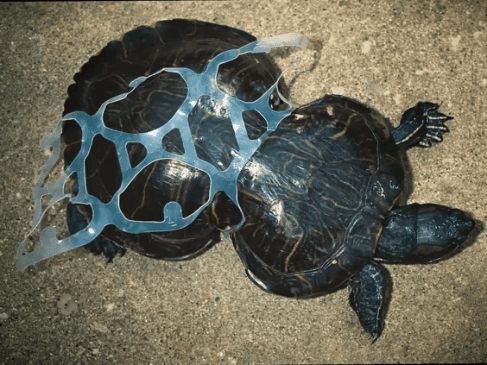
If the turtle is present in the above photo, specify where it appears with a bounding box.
[60,19,475,340]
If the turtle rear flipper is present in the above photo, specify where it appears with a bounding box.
[66,203,126,263]
[391,102,452,149]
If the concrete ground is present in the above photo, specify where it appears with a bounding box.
[1,1,486,364]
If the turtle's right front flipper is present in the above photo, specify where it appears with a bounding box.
[349,262,389,342]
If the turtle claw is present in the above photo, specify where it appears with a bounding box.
[418,103,452,147]
[392,102,452,150]
[83,237,127,263]
[349,263,389,342]
[67,203,127,264]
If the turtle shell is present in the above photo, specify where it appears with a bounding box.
[234,95,405,297]
[61,19,285,259]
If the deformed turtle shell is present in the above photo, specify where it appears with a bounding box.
[62,19,287,259]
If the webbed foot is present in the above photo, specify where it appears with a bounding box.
[392,102,452,149]
[83,234,127,263]
[349,262,390,342]
[66,203,126,263]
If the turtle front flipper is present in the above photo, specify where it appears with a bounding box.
[348,262,390,341]
[391,102,452,149]
[375,204,475,264]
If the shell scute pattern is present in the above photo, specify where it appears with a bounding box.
[60,19,294,261]
[237,96,403,275]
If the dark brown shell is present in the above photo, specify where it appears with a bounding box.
[233,95,405,296]
[61,19,284,259]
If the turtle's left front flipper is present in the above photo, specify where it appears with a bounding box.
[392,102,452,149]
[375,204,475,264]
